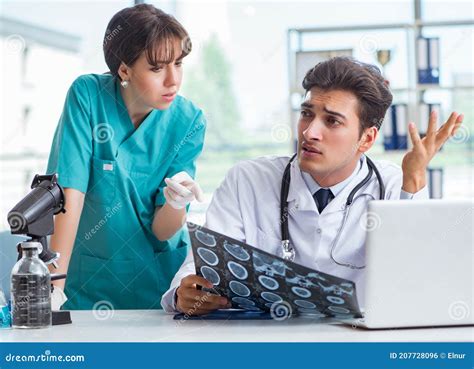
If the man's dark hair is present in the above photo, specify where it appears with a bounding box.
[302,57,393,135]
[103,4,191,79]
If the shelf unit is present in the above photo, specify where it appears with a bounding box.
[287,13,473,126]
[286,0,473,198]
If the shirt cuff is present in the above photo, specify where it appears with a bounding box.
[400,185,429,200]
[400,189,414,199]
[160,286,179,313]
[173,287,179,311]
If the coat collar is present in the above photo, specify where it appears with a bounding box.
[286,155,377,215]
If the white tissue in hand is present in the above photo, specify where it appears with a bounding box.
[51,286,68,310]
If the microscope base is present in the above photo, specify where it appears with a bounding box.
[52,310,72,325]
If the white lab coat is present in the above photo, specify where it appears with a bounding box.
[161,155,428,312]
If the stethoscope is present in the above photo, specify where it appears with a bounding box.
[280,153,385,269]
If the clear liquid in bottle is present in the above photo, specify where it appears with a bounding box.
[11,242,51,329]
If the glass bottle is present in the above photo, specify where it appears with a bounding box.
[11,241,51,328]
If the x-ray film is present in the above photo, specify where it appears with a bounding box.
[188,223,363,319]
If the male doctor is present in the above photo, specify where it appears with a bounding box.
[161,57,463,315]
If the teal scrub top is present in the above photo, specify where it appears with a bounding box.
[46,74,206,310]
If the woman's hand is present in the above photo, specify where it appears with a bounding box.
[153,172,204,241]
[164,171,204,209]
[51,285,68,310]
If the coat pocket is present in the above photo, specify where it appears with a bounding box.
[256,227,282,256]
[78,254,136,309]
[87,157,117,205]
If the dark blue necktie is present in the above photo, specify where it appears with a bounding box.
[314,188,334,213]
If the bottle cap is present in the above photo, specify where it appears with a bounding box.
[20,241,43,253]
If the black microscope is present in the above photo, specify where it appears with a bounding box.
[7,173,72,325]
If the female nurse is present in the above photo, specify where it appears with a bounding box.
[46,4,206,310]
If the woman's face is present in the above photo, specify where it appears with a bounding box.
[121,37,184,111]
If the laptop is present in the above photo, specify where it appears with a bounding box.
[348,199,473,329]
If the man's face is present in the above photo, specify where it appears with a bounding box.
[297,88,372,186]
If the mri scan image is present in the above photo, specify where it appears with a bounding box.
[195,230,217,247]
[286,271,327,288]
[261,291,282,303]
[197,247,219,266]
[291,286,312,298]
[328,306,351,314]
[200,266,220,286]
[227,261,248,280]
[253,251,288,277]
[327,296,346,305]
[240,305,262,311]
[232,297,255,306]
[224,241,250,261]
[294,300,317,309]
[258,275,279,290]
[189,223,362,319]
[229,280,251,297]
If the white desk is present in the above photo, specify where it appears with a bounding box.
[1,310,473,342]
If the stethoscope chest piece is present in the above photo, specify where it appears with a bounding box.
[281,239,295,261]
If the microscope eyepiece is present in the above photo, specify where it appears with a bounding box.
[8,174,65,236]
[8,173,66,267]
